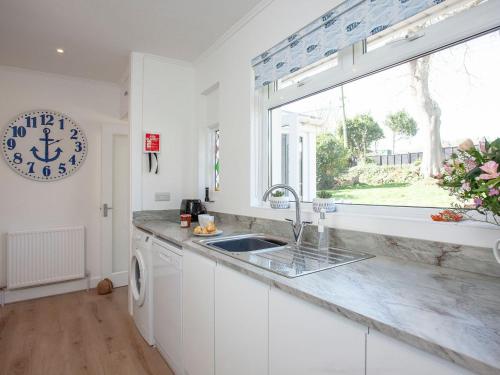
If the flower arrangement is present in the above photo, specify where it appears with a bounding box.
[437,138,500,226]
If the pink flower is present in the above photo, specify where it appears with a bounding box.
[465,159,477,172]
[462,182,471,192]
[479,139,487,153]
[474,197,483,207]
[443,164,454,175]
[479,161,500,180]
[488,188,500,197]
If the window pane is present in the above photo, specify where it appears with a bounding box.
[366,0,486,53]
[214,129,220,191]
[269,30,500,207]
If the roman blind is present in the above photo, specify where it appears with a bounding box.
[252,0,445,88]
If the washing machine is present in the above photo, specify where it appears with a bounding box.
[131,228,154,345]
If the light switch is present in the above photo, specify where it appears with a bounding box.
[155,192,171,201]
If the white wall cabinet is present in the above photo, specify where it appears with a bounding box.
[182,250,216,375]
[214,265,269,375]
[366,329,475,375]
[269,287,367,375]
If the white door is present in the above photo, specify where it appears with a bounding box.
[101,124,129,287]
[366,329,475,375]
[269,287,367,375]
[215,265,269,375]
[182,250,216,375]
[153,241,183,374]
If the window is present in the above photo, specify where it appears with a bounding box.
[214,129,221,191]
[260,0,500,208]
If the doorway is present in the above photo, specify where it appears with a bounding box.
[101,124,129,287]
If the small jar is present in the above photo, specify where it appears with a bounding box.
[180,214,192,228]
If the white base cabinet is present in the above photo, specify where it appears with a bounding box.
[181,249,475,375]
[366,329,475,375]
[269,287,367,375]
[182,250,216,375]
[152,240,183,374]
[215,265,269,375]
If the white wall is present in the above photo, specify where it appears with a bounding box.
[193,0,500,249]
[130,53,196,212]
[0,65,121,288]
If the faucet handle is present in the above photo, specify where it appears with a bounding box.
[302,221,313,225]
[285,218,294,223]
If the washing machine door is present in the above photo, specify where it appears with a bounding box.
[131,251,146,307]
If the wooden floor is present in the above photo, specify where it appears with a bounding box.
[0,287,173,375]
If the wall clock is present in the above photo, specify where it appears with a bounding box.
[1,110,88,181]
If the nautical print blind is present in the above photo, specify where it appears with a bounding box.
[252,0,445,88]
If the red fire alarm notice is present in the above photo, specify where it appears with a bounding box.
[144,132,161,153]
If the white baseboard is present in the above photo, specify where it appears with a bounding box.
[2,271,130,305]
[109,271,129,288]
[3,276,101,304]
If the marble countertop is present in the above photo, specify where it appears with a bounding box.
[135,220,500,375]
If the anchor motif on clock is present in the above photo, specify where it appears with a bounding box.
[1,110,88,181]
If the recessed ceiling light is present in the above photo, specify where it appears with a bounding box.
[56,48,64,54]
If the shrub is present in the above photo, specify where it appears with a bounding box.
[316,133,351,190]
[337,163,421,187]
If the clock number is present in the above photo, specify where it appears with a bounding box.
[27,162,35,174]
[59,118,64,130]
[58,163,66,174]
[6,138,16,150]
[40,114,54,126]
[69,155,76,166]
[75,142,82,152]
[25,116,37,128]
[12,126,26,138]
[70,129,78,140]
[42,166,51,177]
[13,153,22,164]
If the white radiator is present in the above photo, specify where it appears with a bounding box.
[7,226,85,290]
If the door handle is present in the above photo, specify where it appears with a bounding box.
[102,203,113,217]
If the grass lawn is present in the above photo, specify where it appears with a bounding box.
[325,179,458,207]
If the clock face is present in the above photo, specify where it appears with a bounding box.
[1,110,87,181]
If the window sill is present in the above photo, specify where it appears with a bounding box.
[250,202,500,233]
[248,202,499,247]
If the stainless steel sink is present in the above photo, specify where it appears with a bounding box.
[202,234,287,253]
[197,234,374,278]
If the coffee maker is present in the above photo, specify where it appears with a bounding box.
[180,199,207,222]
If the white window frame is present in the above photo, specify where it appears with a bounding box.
[254,0,500,221]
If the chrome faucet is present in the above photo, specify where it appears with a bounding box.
[262,184,312,246]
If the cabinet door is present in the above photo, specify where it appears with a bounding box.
[215,265,269,375]
[366,329,475,375]
[269,287,367,375]
[182,250,216,375]
[153,242,182,373]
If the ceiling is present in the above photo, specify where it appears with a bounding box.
[0,0,262,83]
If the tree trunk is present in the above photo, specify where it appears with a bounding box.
[340,85,348,148]
[409,56,443,177]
